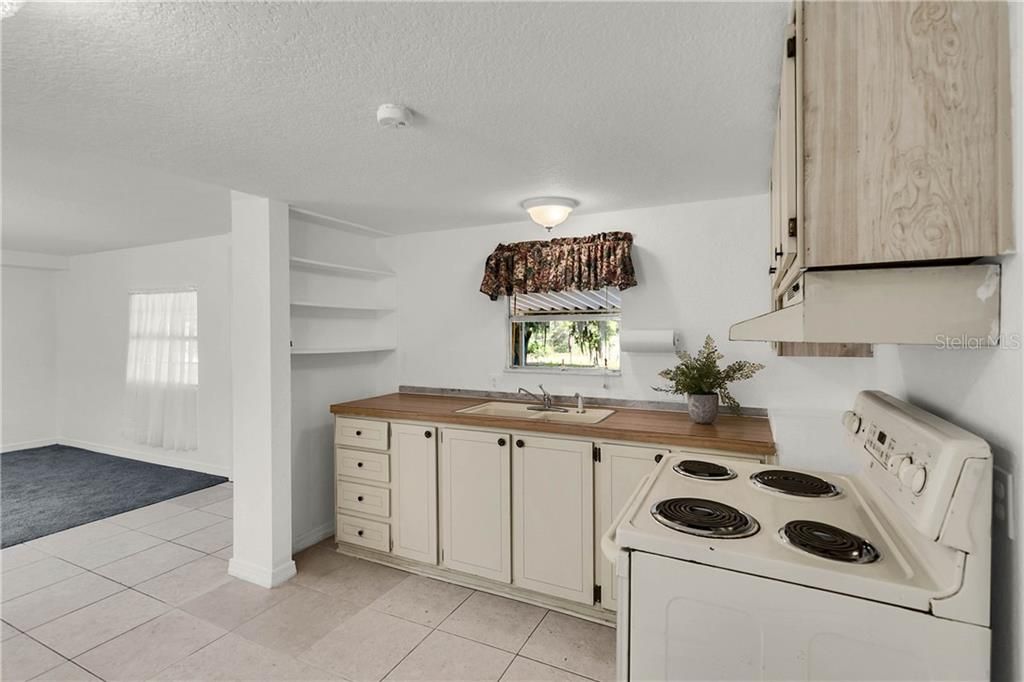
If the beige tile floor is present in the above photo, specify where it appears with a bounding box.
[1,484,615,681]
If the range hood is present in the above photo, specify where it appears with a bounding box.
[730,264,1001,346]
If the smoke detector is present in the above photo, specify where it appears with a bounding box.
[377,104,412,129]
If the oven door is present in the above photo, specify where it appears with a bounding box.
[628,551,989,681]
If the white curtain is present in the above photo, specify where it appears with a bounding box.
[124,289,199,451]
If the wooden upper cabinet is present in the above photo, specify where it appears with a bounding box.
[800,1,1013,268]
[773,23,799,290]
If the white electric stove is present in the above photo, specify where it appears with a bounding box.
[604,391,992,681]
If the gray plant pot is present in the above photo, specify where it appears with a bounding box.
[687,393,719,425]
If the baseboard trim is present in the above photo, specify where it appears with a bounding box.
[293,521,335,553]
[228,557,297,588]
[58,438,231,478]
[1,438,59,453]
[333,542,616,626]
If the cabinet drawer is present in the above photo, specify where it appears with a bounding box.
[336,448,390,482]
[336,514,390,552]
[335,417,389,451]
[337,480,390,518]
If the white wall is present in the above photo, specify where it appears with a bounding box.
[55,235,233,476]
[229,192,295,587]
[1,266,59,450]
[391,194,902,470]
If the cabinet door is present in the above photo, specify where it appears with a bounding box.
[802,1,1011,267]
[775,22,799,294]
[392,424,438,564]
[439,429,511,583]
[512,434,594,604]
[769,116,782,288]
[595,443,664,611]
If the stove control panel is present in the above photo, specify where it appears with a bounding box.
[846,391,990,543]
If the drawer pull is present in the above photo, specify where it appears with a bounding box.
[357,462,364,468]
[498,438,506,446]
[357,495,364,502]
[357,529,364,537]
[356,430,363,436]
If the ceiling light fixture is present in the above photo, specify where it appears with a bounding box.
[521,197,579,231]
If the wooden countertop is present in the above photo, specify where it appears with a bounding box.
[330,393,775,457]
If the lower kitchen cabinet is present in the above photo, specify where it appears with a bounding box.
[512,434,594,604]
[439,428,512,583]
[333,413,768,619]
[391,424,438,564]
[595,442,666,611]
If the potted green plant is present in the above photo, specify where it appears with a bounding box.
[653,335,764,424]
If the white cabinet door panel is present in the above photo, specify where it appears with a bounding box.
[392,424,438,564]
[596,443,664,611]
[512,434,593,604]
[440,429,511,583]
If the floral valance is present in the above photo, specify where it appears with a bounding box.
[479,231,637,300]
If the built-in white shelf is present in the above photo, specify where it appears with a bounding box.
[289,301,394,313]
[289,257,394,279]
[290,345,396,356]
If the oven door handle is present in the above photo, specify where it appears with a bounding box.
[601,473,652,563]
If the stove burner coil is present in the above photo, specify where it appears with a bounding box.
[673,459,737,481]
[751,470,841,498]
[780,520,880,564]
[651,497,760,539]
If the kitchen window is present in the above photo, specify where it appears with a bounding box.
[508,288,621,373]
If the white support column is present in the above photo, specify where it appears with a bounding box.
[228,191,295,588]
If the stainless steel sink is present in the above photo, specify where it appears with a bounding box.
[456,401,615,424]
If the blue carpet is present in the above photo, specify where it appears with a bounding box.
[1,445,227,548]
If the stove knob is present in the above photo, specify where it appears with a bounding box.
[841,411,862,435]
[899,463,927,494]
[887,454,909,474]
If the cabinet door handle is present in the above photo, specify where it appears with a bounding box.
[497,438,507,446]
[654,454,664,463]
[355,430,362,436]
[515,439,525,448]
[424,430,432,439]
[356,462,364,468]
[357,496,364,502]
[768,266,777,275]
[357,529,364,537]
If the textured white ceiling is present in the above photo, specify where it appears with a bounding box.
[2,134,230,255]
[2,1,787,248]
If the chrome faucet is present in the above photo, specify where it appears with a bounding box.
[573,392,585,414]
[518,385,568,413]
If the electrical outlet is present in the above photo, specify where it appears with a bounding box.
[994,465,1015,540]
